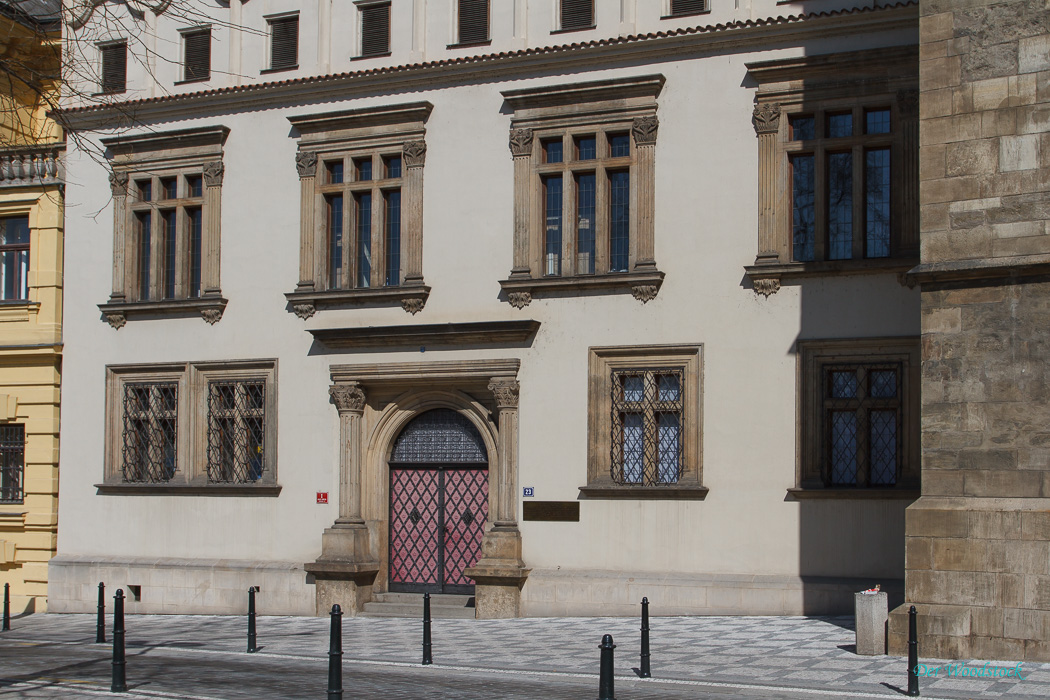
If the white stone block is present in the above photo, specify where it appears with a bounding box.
[855,592,888,656]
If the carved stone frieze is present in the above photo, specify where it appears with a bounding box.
[632,116,659,146]
[109,170,129,196]
[507,291,532,309]
[631,285,659,303]
[403,141,427,168]
[753,278,781,297]
[202,161,224,187]
[752,103,781,135]
[508,128,534,157]
[200,307,224,324]
[330,382,366,413]
[295,151,318,179]
[488,379,520,409]
[103,312,126,330]
[292,303,316,320]
[401,297,425,315]
[897,88,919,117]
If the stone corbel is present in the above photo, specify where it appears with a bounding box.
[293,303,316,320]
[200,308,224,324]
[631,285,659,303]
[400,298,425,315]
[753,277,781,298]
[507,291,531,309]
[104,312,126,330]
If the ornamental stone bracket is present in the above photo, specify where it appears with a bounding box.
[753,278,781,297]
[293,303,316,320]
[507,291,532,309]
[104,312,126,330]
[500,271,664,307]
[98,297,228,328]
[631,285,659,303]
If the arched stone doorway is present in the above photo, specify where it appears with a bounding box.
[388,408,488,594]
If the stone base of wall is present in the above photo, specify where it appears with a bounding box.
[47,555,315,615]
[521,569,903,617]
[888,602,1050,663]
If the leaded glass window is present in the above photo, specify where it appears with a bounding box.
[823,364,901,487]
[121,383,178,483]
[611,369,683,485]
[207,380,266,483]
[128,172,206,301]
[390,409,487,464]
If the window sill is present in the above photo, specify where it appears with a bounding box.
[499,270,665,308]
[95,482,282,496]
[660,11,710,20]
[98,296,228,329]
[352,52,392,61]
[260,65,298,75]
[0,300,39,322]
[285,285,431,318]
[578,485,709,500]
[744,257,918,296]
[551,25,596,35]
[174,77,210,86]
[786,488,919,501]
[447,40,491,50]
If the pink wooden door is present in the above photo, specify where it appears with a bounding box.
[441,468,488,588]
[389,468,441,588]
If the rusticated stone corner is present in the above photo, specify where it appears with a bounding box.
[753,278,781,297]
[631,285,659,303]
[507,291,532,309]
[293,303,316,320]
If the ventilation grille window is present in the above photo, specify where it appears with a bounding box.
[269,16,299,70]
[458,0,489,45]
[389,409,488,464]
[670,0,708,16]
[361,3,391,57]
[561,0,594,30]
[100,42,127,94]
[183,29,211,82]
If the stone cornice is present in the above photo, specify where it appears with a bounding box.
[906,255,1050,286]
[55,2,918,130]
[311,320,540,350]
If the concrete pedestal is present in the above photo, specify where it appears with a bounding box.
[855,591,888,655]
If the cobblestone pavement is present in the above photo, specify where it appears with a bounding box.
[1,613,1048,699]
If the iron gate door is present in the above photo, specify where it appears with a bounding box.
[387,409,489,594]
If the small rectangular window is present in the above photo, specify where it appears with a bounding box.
[560,0,594,30]
[611,369,684,485]
[268,15,299,70]
[360,2,391,57]
[100,41,127,94]
[458,0,489,45]
[669,0,708,17]
[182,28,211,82]
[0,425,24,503]
[0,216,30,301]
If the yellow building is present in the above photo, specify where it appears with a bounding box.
[0,0,63,614]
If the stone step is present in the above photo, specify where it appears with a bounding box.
[362,593,476,619]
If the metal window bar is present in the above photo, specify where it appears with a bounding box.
[0,424,25,503]
[207,381,266,483]
[610,369,684,485]
[121,383,178,483]
[822,363,901,487]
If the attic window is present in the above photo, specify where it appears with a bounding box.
[182,28,211,82]
[268,15,298,71]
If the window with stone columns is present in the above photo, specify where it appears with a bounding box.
[285,103,432,318]
[98,126,229,328]
[499,75,665,308]
[744,48,919,297]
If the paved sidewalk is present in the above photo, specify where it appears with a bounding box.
[1,612,1048,699]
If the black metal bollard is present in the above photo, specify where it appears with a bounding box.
[96,582,106,643]
[247,586,259,653]
[598,634,616,700]
[639,597,651,678]
[907,605,920,697]
[111,589,127,693]
[2,583,10,632]
[422,592,433,665]
[327,604,343,700]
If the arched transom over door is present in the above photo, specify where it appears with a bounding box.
[388,408,489,594]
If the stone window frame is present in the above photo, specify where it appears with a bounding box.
[98,126,229,329]
[792,337,920,500]
[744,47,919,297]
[99,359,280,495]
[580,344,707,500]
[285,102,432,318]
[499,75,665,308]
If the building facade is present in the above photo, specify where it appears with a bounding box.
[0,0,63,614]
[51,0,923,619]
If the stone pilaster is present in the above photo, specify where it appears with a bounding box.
[402,140,426,286]
[295,151,317,293]
[631,116,658,272]
[508,128,533,279]
[201,161,223,297]
[108,170,129,303]
[752,103,781,265]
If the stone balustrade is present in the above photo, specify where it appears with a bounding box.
[0,145,64,188]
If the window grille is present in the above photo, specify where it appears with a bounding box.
[561,0,594,30]
[670,0,707,17]
[360,2,391,57]
[121,383,178,483]
[822,363,901,486]
[183,28,211,82]
[0,216,30,301]
[390,409,487,464]
[100,42,127,94]
[0,424,24,503]
[610,369,683,485]
[269,16,299,70]
[207,381,266,483]
[458,0,489,44]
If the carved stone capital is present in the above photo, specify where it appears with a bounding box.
[753,278,781,297]
[631,285,659,303]
[330,382,366,413]
[632,115,659,146]
[109,170,129,196]
[200,307,224,324]
[488,379,520,409]
[508,128,534,157]
[401,297,425,315]
[897,88,919,117]
[752,103,781,135]
[103,311,126,329]
[507,291,532,309]
[295,151,318,179]
[403,140,427,168]
[293,303,316,320]
[202,161,224,187]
